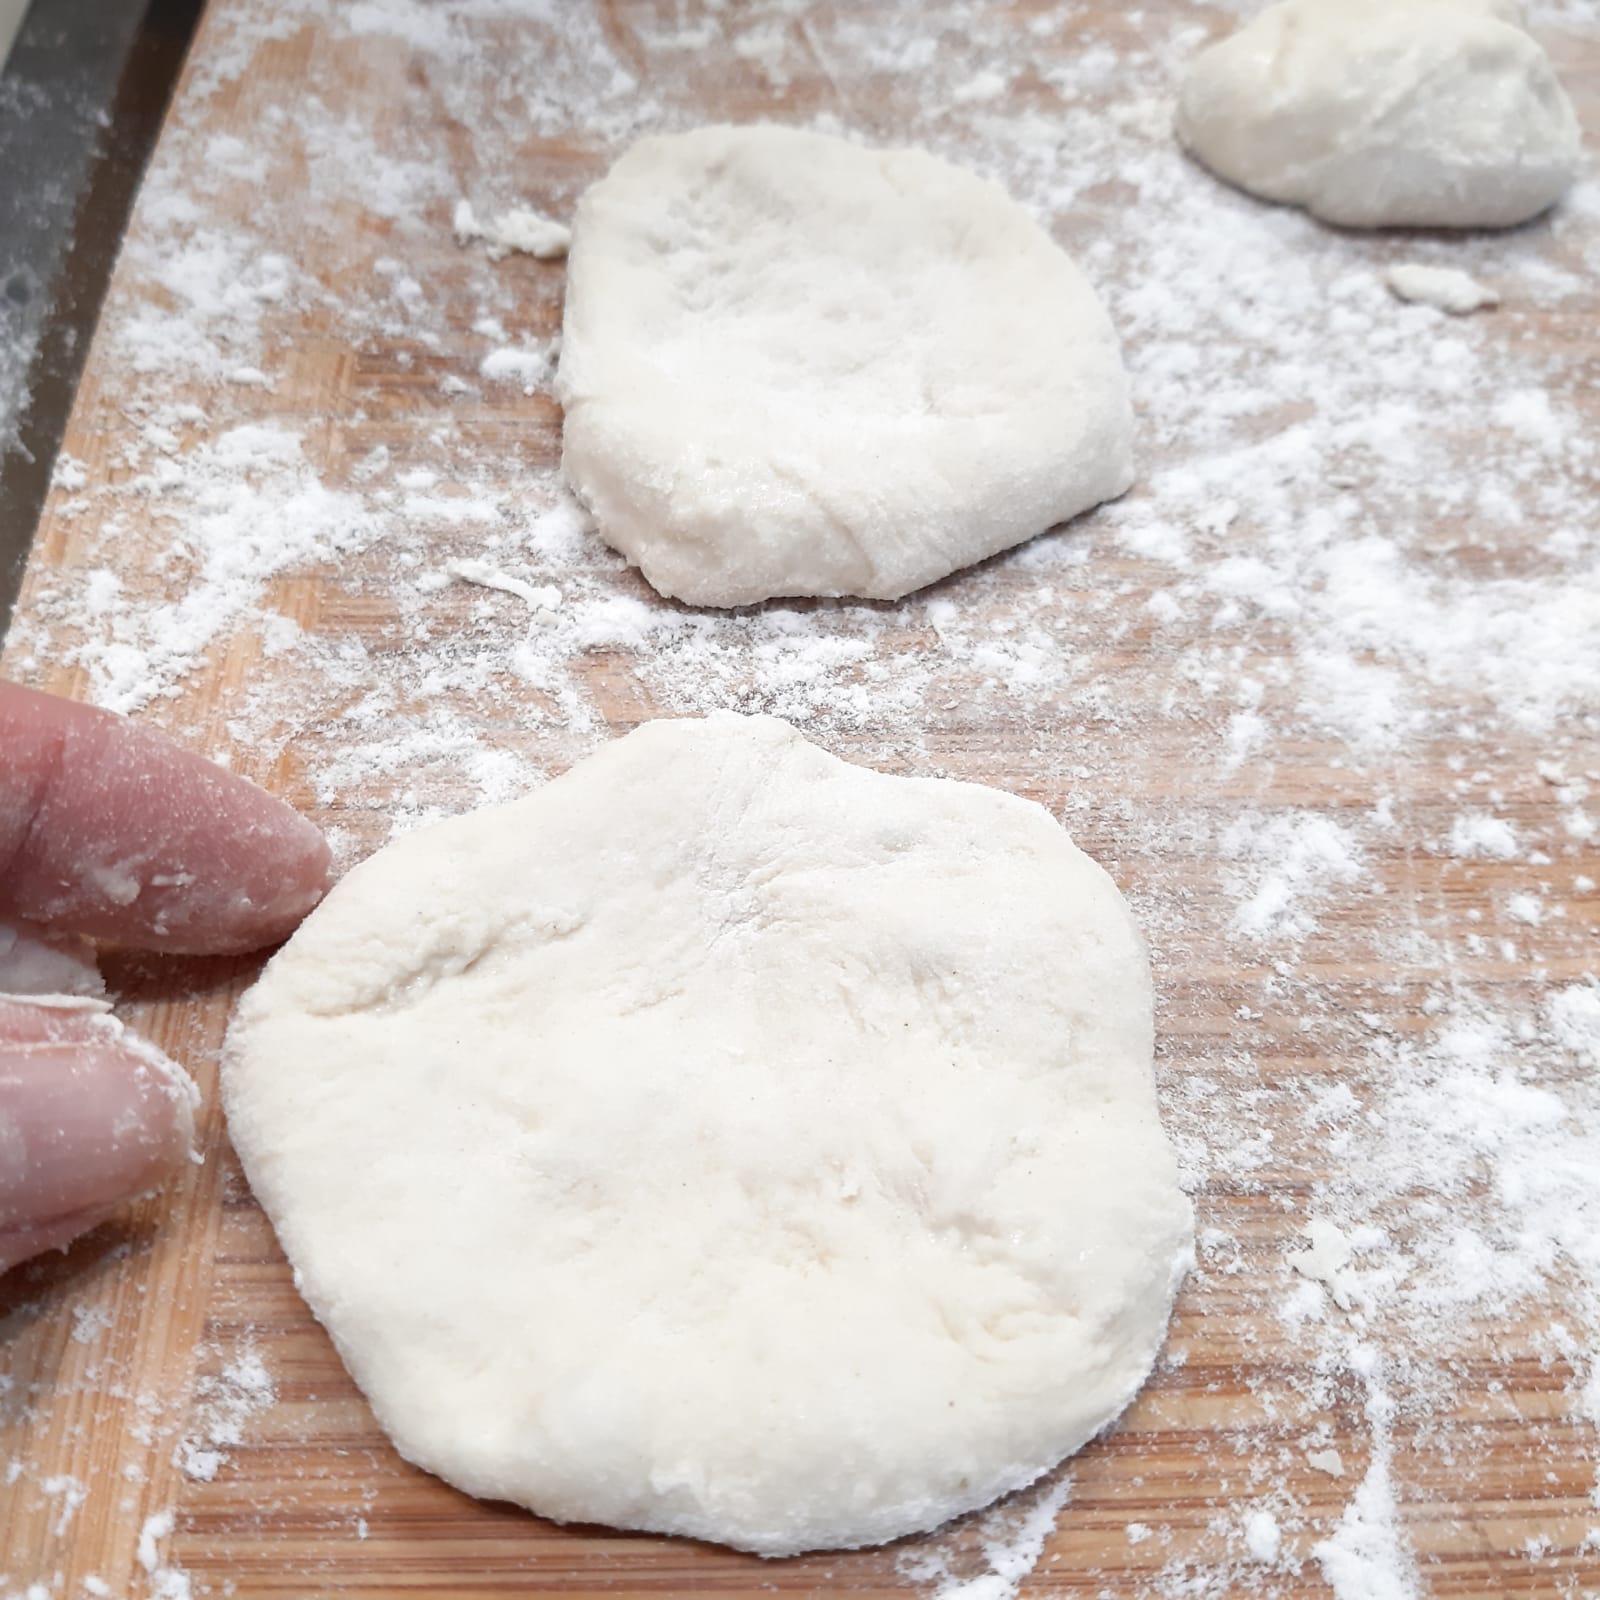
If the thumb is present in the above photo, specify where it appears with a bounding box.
[0,1000,198,1276]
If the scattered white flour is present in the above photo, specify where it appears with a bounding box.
[1506,890,1544,925]
[29,420,380,715]
[1290,1219,1359,1313]
[70,1306,115,1344]
[1385,262,1500,314]
[1222,812,1363,940]
[1243,1508,1281,1564]
[176,1345,277,1482]
[443,558,562,615]
[136,1511,192,1600]
[3,0,1598,1594]
[136,1511,173,1572]
[896,1476,1075,1600]
[1549,983,1600,1066]
[1312,1356,1417,1600]
[38,1476,86,1538]
[477,343,550,390]
[1448,813,1520,860]
[51,454,89,492]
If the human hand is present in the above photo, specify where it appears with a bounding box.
[1,682,331,1274]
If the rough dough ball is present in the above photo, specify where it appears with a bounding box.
[223,713,1193,1556]
[557,125,1134,607]
[1175,0,1582,229]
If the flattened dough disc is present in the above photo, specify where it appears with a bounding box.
[224,714,1192,1555]
[558,125,1135,606]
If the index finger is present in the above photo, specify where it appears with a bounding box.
[0,683,331,955]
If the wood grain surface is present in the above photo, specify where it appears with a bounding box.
[3,2,1598,1597]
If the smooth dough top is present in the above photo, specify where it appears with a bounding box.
[223,714,1193,1556]
[1175,0,1583,229]
[557,124,1134,607]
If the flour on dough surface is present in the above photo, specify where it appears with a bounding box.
[1175,0,1583,229]
[558,124,1134,607]
[223,712,1192,1557]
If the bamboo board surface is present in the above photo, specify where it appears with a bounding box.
[2,2,1599,1597]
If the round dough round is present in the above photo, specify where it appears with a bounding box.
[1175,0,1582,230]
[223,714,1192,1556]
[556,125,1134,607]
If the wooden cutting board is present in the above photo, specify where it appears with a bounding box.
[3,2,1598,1596]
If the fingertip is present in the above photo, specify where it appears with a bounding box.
[0,1204,137,1278]
[0,1014,196,1249]
[0,688,333,955]
[239,804,334,952]
[169,795,333,956]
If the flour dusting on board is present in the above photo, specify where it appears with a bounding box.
[1,0,1597,1594]
[176,1343,277,1483]
[896,1476,1076,1600]
[136,1510,194,1600]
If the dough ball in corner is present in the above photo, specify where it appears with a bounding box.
[1174,0,1583,230]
